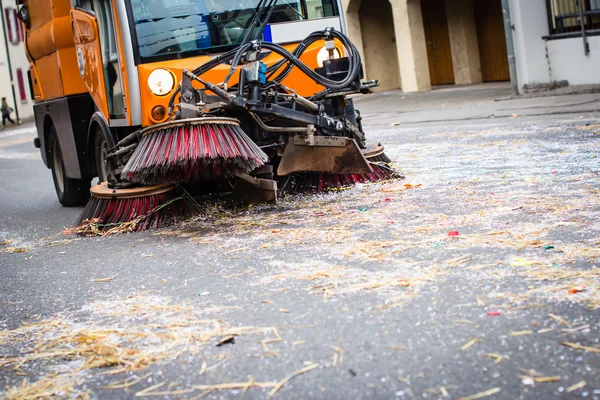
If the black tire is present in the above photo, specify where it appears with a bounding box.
[48,126,91,207]
[93,126,110,183]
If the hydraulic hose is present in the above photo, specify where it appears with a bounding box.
[168,28,362,110]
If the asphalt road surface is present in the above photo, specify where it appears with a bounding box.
[1,101,600,400]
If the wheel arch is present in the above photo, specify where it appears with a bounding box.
[88,112,116,176]
[42,114,55,163]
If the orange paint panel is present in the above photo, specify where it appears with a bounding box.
[35,54,63,99]
[28,63,44,101]
[71,10,110,121]
[56,49,87,96]
[138,41,330,127]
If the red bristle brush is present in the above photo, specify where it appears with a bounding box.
[122,117,269,185]
[281,147,403,195]
[76,183,204,234]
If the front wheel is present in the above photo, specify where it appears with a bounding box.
[48,126,90,207]
[94,127,110,183]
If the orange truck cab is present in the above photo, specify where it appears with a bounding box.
[19,0,346,206]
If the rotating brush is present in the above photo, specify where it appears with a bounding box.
[76,183,204,234]
[122,117,269,185]
[281,147,403,196]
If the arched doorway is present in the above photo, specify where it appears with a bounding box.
[359,0,401,91]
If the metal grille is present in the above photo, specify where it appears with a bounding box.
[547,0,600,35]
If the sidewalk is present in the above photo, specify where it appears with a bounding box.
[355,82,600,127]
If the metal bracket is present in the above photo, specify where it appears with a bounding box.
[293,134,347,148]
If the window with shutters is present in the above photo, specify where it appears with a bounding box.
[3,7,21,44]
[16,69,27,104]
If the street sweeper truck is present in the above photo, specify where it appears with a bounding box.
[21,0,400,232]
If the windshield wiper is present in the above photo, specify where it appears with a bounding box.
[279,0,304,20]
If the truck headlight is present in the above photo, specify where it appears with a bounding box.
[148,68,175,96]
[317,46,341,68]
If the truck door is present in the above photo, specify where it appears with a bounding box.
[71,1,127,124]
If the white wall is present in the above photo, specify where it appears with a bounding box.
[510,0,551,90]
[546,36,600,85]
[511,0,600,92]
[0,5,34,122]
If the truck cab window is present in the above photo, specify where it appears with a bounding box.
[127,0,338,63]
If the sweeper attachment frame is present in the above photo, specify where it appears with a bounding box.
[80,12,402,232]
[110,28,399,193]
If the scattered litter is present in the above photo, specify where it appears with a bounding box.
[91,275,118,283]
[487,311,501,317]
[511,330,533,336]
[562,342,600,353]
[537,328,556,334]
[448,231,460,237]
[484,353,504,364]
[268,363,319,397]
[216,335,237,347]
[548,314,570,327]
[562,325,590,333]
[332,346,344,366]
[2,247,28,254]
[461,339,480,351]
[518,375,560,383]
[404,183,422,190]
[566,381,586,393]
[568,286,586,295]
[459,387,501,400]
[385,345,408,351]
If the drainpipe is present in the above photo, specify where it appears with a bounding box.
[0,0,20,122]
[501,0,519,96]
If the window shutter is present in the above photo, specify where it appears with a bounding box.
[14,9,24,42]
[16,69,27,103]
[4,7,19,44]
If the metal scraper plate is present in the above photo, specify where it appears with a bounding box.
[277,137,373,176]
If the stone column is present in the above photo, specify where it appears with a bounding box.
[445,0,482,84]
[342,0,367,79]
[390,0,431,92]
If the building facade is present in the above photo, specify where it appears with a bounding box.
[342,0,600,93]
[0,1,33,122]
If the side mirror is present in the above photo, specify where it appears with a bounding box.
[17,6,30,29]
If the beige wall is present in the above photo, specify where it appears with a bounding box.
[343,0,431,92]
[359,0,401,91]
[343,0,488,92]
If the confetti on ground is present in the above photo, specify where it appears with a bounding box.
[0,295,281,399]
[566,380,587,393]
[459,387,501,400]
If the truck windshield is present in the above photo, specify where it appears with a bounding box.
[127,0,338,63]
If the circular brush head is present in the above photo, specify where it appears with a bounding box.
[282,146,404,196]
[75,183,204,235]
[122,117,269,185]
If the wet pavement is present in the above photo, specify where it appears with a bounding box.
[1,94,600,399]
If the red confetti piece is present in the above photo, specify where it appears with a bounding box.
[487,311,501,317]
[448,231,460,237]
[568,286,586,295]
[314,212,325,217]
